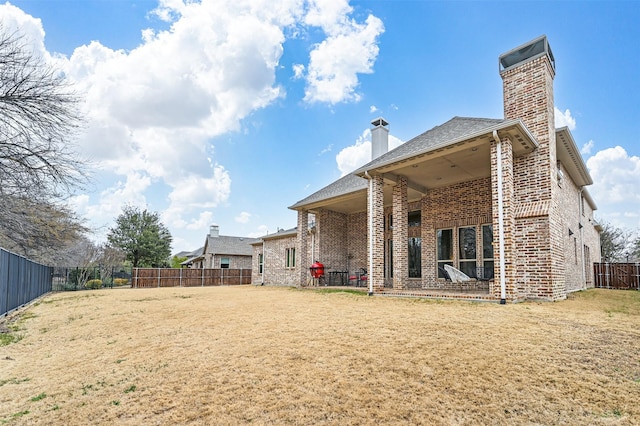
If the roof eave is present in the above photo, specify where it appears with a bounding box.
[556,127,593,187]
[353,119,537,177]
[289,188,367,212]
[582,187,597,211]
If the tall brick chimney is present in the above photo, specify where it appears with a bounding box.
[499,35,556,201]
[209,225,219,238]
[371,117,389,160]
[498,35,565,301]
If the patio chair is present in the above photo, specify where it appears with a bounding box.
[444,265,472,284]
[438,266,452,281]
[348,268,368,287]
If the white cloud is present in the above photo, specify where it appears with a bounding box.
[302,2,384,104]
[336,128,403,176]
[235,212,251,224]
[581,140,594,155]
[247,224,270,238]
[319,144,333,155]
[369,105,378,113]
[555,107,576,131]
[292,63,305,79]
[587,146,640,230]
[1,1,385,248]
[185,211,215,230]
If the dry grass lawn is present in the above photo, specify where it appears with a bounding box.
[1,286,639,425]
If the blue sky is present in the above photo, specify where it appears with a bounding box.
[3,0,639,253]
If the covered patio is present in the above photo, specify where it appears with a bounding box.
[291,117,538,302]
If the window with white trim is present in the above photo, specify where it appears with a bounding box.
[285,247,296,268]
[408,237,421,278]
[481,224,494,280]
[437,229,453,278]
[458,226,477,278]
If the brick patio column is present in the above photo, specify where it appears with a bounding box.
[368,174,385,293]
[297,209,309,286]
[392,176,408,290]
[491,136,516,301]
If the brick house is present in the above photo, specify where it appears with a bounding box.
[259,35,601,302]
[186,225,258,269]
[251,228,299,286]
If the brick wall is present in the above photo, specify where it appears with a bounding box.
[347,211,367,274]
[392,177,408,289]
[371,175,384,292]
[252,235,299,286]
[317,209,348,272]
[209,254,252,269]
[422,177,494,290]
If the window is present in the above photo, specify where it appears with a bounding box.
[220,257,230,269]
[258,253,263,274]
[408,237,421,278]
[388,214,393,230]
[285,247,296,268]
[458,227,477,278]
[408,210,421,227]
[482,224,494,280]
[437,229,453,278]
[387,239,393,278]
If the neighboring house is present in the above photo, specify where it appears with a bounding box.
[178,247,204,268]
[251,227,299,286]
[187,225,259,269]
[262,35,601,302]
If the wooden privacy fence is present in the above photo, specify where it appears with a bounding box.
[593,263,640,290]
[132,268,252,288]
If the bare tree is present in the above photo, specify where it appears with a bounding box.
[599,221,633,262]
[0,29,85,199]
[0,28,88,262]
[0,196,88,264]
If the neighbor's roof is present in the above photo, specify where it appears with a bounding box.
[290,116,519,210]
[204,235,260,256]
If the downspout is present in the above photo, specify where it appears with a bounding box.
[261,238,265,286]
[494,130,507,304]
[364,170,374,296]
[579,188,586,288]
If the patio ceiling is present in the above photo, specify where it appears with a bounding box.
[303,137,493,215]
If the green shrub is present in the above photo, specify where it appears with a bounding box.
[85,279,103,289]
[113,278,129,286]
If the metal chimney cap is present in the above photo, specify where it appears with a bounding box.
[499,35,555,74]
[371,117,389,127]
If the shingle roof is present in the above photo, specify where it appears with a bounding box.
[289,173,367,210]
[290,116,506,210]
[251,227,298,244]
[205,235,260,256]
[353,116,506,174]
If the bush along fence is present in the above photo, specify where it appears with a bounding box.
[52,266,132,291]
[132,268,252,288]
[1,248,52,317]
[593,263,640,290]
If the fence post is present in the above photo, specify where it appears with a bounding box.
[179,268,182,287]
